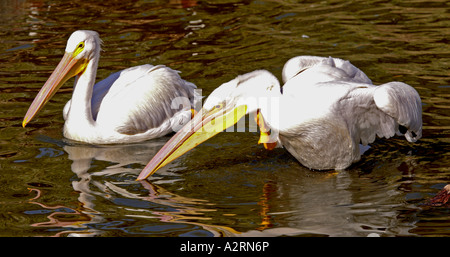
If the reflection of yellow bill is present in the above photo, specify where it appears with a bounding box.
[137,104,247,180]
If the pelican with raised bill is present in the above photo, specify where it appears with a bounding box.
[23,30,198,144]
[136,56,422,180]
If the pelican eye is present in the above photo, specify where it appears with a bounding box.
[215,104,222,109]
[73,42,85,56]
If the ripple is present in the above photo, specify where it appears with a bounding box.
[0,0,449,237]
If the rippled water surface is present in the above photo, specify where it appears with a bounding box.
[0,0,449,237]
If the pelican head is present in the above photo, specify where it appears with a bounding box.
[137,70,281,180]
[23,30,102,127]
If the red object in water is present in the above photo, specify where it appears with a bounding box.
[427,184,450,207]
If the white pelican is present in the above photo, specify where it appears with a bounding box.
[23,30,198,144]
[136,56,422,180]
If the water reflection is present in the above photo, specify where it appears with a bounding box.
[27,187,94,237]
[25,139,239,236]
[16,133,450,237]
[24,138,324,236]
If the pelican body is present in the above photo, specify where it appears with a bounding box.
[23,30,198,144]
[137,56,422,180]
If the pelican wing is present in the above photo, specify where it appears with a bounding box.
[335,81,422,146]
[91,71,121,121]
[282,56,372,84]
[94,64,196,135]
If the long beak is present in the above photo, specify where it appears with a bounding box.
[22,52,88,127]
[136,103,248,180]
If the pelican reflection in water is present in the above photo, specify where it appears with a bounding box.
[33,141,293,237]
[26,137,424,237]
[138,56,422,180]
[23,30,199,144]
[48,141,329,236]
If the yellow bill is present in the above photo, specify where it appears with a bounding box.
[22,52,88,127]
[136,104,248,180]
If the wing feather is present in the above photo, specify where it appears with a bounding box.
[94,64,196,135]
[337,81,422,146]
[374,82,422,142]
[282,56,372,84]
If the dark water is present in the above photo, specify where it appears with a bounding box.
[0,0,449,237]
